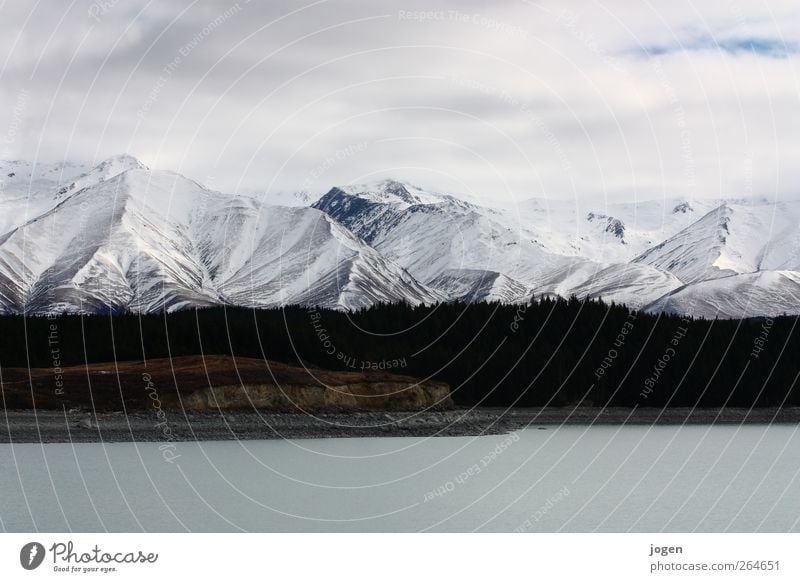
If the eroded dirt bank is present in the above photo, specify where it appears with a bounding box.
[0,355,452,412]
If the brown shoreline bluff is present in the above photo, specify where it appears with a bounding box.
[1,355,453,412]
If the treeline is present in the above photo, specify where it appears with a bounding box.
[0,298,797,408]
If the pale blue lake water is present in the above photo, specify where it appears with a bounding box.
[2,425,799,532]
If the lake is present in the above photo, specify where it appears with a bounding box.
[2,425,799,532]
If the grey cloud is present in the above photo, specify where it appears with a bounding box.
[1,0,799,202]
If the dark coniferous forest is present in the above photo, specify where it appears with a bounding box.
[0,298,797,408]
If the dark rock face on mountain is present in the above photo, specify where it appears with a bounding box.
[587,212,626,242]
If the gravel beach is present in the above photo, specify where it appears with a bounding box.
[3,406,800,443]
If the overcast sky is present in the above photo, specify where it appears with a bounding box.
[1,0,799,203]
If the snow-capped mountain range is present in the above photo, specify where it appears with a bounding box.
[0,155,798,319]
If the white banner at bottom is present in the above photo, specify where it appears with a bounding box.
[1,533,797,581]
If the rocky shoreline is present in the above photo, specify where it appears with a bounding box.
[2,406,800,443]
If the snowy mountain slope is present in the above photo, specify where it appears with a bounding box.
[566,263,684,309]
[0,169,222,313]
[724,199,800,272]
[646,270,800,319]
[338,179,447,207]
[0,159,91,200]
[313,180,723,266]
[240,187,316,208]
[502,196,718,264]
[0,159,93,236]
[633,199,800,285]
[632,205,738,284]
[426,269,533,304]
[528,258,610,298]
[311,179,800,316]
[3,158,799,318]
[0,155,145,239]
[194,197,442,309]
[53,153,147,199]
[0,158,442,314]
[313,179,721,267]
[312,181,586,291]
[312,179,695,305]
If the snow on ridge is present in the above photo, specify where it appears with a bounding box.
[337,178,447,207]
[55,154,149,199]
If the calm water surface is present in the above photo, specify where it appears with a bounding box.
[2,425,800,532]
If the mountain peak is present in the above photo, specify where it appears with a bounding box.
[672,201,694,214]
[377,178,413,200]
[335,178,444,207]
[55,154,148,198]
[93,154,148,175]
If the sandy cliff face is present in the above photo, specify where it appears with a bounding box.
[178,381,452,411]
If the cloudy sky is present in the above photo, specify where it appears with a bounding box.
[1,0,799,203]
